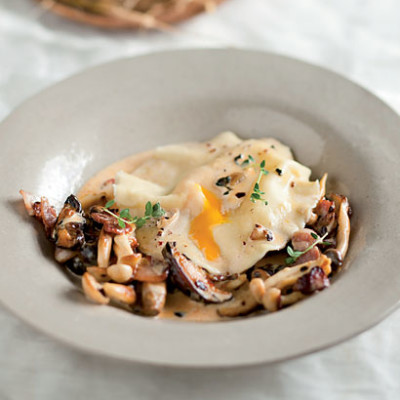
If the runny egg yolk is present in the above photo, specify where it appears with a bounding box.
[189,185,229,261]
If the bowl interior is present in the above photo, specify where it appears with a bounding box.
[1,49,400,367]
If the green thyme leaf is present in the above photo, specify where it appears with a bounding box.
[145,201,153,217]
[311,232,318,239]
[119,208,132,221]
[102,200,166,230]
[105,199,115,209]
[287,246,295,257]
[249,160,269,206]
[285,256,295,265]
[152,202,165,218]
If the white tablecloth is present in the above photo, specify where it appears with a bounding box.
[1,1,400,399]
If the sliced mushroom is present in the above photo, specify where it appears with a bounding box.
[52,195,85,249]
[162,242,232,303]
[82,272,109,304]
[97,228,113,268]
[133,257,169,283]
[325,194,351,266]
[140,282,167,316]
[217,282,259,317]
[216,274,248,292]
[253,255,332,312]
[114,234,134,262]
[209,273,239,282]
[103,282,136,305]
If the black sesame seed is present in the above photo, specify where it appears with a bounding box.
[300,266,308,272]
[275,168,282,176]
[174,311,185,318]
[216,176,231,187]
[234,154,243,164]
[235,192,246,198]
[265,231,274,241]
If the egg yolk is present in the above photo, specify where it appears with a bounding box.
[189,185,229,261]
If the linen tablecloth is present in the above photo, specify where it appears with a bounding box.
[1,1,400,398]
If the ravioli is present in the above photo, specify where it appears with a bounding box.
[114,132,320,275]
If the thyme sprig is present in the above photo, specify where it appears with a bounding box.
[285,232,331,265]
[103,199,165,229]
[250,160,269,205]
[235,154,270,205]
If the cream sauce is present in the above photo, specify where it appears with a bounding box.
[77,133,319,321]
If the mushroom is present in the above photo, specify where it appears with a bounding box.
[140,282,167,316]
[162,242,232,303]
[19,191,58,236]
[250,224,274,241]
[250,268,270,281]
[97,228,113,268]
[19,190,36,216]
[107,263,134,283]
[54,247,77,263]
[312,198,337,236]
[133,256,169,283]
[251,255,332,312]
[86,266,110,282]
[325,194,351,266]
[216,274,248,292]
[52,195,86,249]
[103,282,136,305]
[114,234,135,262]
[82,272,109,305]
[217,282,259,317]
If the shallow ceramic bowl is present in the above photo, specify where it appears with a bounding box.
[1,49,400,367]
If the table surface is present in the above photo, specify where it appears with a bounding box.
[1,1,400,399]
